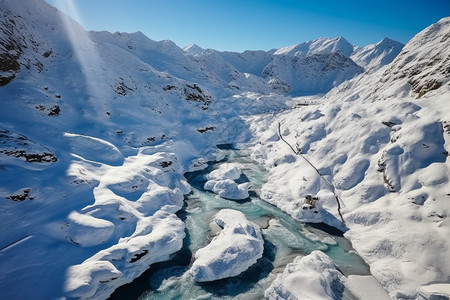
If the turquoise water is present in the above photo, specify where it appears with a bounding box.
[109,145,369,300]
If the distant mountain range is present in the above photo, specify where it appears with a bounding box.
[1,0,404,97]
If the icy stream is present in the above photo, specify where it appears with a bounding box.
[109,145,370,299]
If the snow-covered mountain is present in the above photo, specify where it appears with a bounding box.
[351,37,404,71]
[273,36,355,57]
[1,0,449,299]
[248,16,450,299]
[213,36,404,95]
[216,49,274,76]
[0,1,285,299]
[183,43,205,56]
[262,51,364,95]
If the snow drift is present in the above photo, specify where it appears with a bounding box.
[0,0,449,299]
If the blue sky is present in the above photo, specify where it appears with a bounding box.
[45,0,450,52]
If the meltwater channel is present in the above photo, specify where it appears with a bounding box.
[110,145,370,299]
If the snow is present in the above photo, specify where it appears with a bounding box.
[64,211,115,247]
[263,51,364,95]
[1,0,449,299]
[265,251,346,300]
[218,36,401,95]
[183,43,205,56]
[351,38,404,71]
[189,209,264,282]
[248,16,450,299]
[65,210,185,299]
[418,283,450,299]
[204,179,252,200]
[204,162,252,200]
[206,162,243,180]
[346,275,391,300]
[273,36,354,57]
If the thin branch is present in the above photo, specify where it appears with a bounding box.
[277,122,345,225]
[278,122,300,155]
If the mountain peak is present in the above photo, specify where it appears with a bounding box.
[350,37,404,71]
[183,43,205,55]
[273,36,354,57]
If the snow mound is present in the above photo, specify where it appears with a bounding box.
[65,210,185,299]
[207,163,242,180]
[249,16,450,299]
[190,209,264,282]
[418,283,450,300]
[64,211,115,247]
[265,251,346,300]
[204,179,252,200]
[204,162,252,200]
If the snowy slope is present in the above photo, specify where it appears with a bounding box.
[351,38,404,71]
[89,31,272,96]
[262,51,364,95]
[329,17,450,102]
[1,0,448,299]
[216,49,274,76]
[247,16,450,299]
[216,37,361,95]
[183,43,205,56]
[274,36,354,57]
[215,36,404,95]
[0,0,285,299]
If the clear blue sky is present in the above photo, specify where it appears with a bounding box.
[45,0,450,52]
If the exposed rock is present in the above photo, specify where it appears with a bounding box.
[48,105,60,116]
[129,250,148,263]
[184,83,212,106]
[411,79,442,98]
[0,149,57,163]
[111,76,136,96]
[197,126,215,133]
[6,188,34,201]
[0,130,57,163]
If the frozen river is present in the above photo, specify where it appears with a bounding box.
[109,145,370,299]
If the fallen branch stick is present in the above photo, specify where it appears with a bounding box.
[278,122,345,225]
